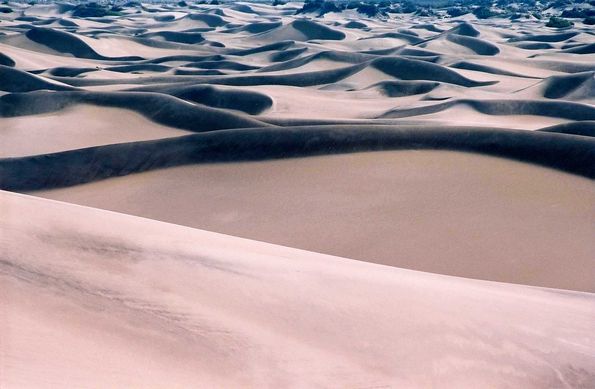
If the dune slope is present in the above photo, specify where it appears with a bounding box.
[2,190,595,388]
[30,149,595,292]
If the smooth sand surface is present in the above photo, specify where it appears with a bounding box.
[2,190,595,388]
[36,150,595,292]
[0,104,191,157]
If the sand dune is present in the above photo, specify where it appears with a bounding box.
[368,79,440,97]
[29,150,595,292]
[0,64,76,92]
[0,90,271,130]
[0,51,16,66]
[1,1,593,271]
[139,30,206,44]
[539,121,595,137]
[24,27,143,61]
[1,1,594,386]
[538,71,595,100]
[256,19,346,41]
[128,83,274,114]
[2,190,595,387]
[562,42,595,55]
[379,99,595,121]
[0,104,191,157]
[450,61,542,78]
[2,125,594,191]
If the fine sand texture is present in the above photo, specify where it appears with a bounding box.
[2,190,595,388]
[1,0,594,387]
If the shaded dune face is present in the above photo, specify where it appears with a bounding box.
[1,2,595,386]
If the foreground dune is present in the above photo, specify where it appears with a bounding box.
[2,190,594,388]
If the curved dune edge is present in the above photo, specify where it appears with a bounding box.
[540,71,595,100]
[127,84,274,115]
[450,61,541,79]
[0,86,274,117]
[444,34,500,56]
[0,91,271,131]
[538,121,595,137]
[379,99,595,121]
[44,56,495,89]
[1,125,594,192]
[2,190,594,387]
[0,52,16,67]
[0,65,76,92]
[24,27,144,61]
[0,104,193,158]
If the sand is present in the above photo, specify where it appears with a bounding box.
[2,190,595,388]
[35,150,595,292]
[0,104,191,157]
[1,0,594,386]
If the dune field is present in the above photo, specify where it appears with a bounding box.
[1,0,594,387]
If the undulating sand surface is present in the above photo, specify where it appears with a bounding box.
[1,0,594,386]
[2,191,595,388]
[37,150,595,291]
